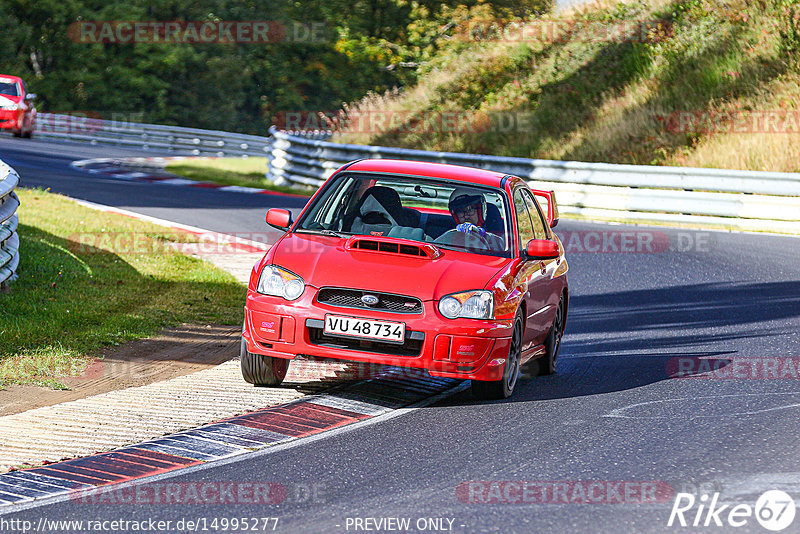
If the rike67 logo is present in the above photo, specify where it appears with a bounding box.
[668,490,796,531]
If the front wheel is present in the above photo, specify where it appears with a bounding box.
[240,338,289,386]
[471,310,523,400]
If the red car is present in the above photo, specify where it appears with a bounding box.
[0,74,36,138]
[242,159,568,399]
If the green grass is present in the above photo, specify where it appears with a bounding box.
[0,188,246,388]
[165,157,315,196]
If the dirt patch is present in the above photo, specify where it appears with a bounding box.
[0,324,240,416]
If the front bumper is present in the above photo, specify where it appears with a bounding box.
[243,287,513,381]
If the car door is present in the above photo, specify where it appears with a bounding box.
[512,187,551,351]
[521,188,560,339]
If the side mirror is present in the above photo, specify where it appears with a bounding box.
[266,208,292,231]
[531,189,559,228]
[526,239,559,260]
[24,93,36,101]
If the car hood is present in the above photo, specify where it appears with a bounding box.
[0,95,21,106]
[270,232,510,300]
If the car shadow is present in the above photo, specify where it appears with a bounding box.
[439,280,800,405]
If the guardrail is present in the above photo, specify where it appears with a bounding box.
[266,127,800,234]
[34,113,276,158]
[0,160,20,288]
[31,112,800,233]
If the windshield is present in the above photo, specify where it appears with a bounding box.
[296,172,512,258]
[0,81,19,97]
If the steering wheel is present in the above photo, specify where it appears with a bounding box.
[434,229,496,251]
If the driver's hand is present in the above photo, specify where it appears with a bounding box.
[456,222,486,237]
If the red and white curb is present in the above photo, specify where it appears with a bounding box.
[70,157,311,199]
[0,370,464,508]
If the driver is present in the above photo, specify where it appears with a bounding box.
[449,188,489,237]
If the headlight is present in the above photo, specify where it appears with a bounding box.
[438,290,494,320]
[257,265,305,300]
[0,104,19,111]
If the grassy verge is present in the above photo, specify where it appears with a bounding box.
[334,0,800,172]
[165,157,314,196]
[0,188,246,389]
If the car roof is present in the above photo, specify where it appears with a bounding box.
[345,159,509,188]
[0,75,22,83]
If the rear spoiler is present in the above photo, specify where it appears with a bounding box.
[530,189,559,228]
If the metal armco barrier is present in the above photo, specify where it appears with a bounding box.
[34,113,276,158]
[266,127,800,234]
[0,160,20,287]
[31,111,800,233]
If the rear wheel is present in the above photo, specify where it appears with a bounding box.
[471,310,523,400]
[240,338,289,386]
[538,295,565,376]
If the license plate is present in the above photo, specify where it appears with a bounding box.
[324,314,405,343]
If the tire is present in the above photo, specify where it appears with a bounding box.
[538,295,566,376]
[240,338,289,386]
[22,129,32,139]
[471,309,523,400]
[12,129,21,138]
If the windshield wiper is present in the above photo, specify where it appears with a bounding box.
[300,228,348,239]
[319,229,347,238]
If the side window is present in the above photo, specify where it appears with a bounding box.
[513,189,535,250]
[522,190,548,240]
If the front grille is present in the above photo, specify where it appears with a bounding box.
[317,288,423,314]
[308,326,424,357]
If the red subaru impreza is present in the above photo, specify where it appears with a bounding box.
[242,159,568,399]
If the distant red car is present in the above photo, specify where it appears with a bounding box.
[0,74,36,138]
[242,159,568,399]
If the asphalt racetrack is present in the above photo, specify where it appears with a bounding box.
[2,135,799,533]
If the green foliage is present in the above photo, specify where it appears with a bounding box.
[337,0,799,169]
[773,0,800,63]
[0,0,554,134]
